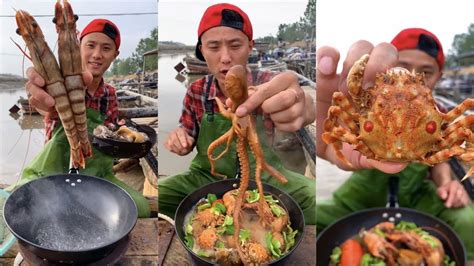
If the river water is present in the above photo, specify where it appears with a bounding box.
[0,88,45,185]
[158,53,198,176]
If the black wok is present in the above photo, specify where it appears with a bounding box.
[92,122,157,159]
[175,179,305,266]
[316,176,466,265]
[3,174,137,264]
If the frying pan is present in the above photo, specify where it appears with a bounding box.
[3,174,138,264]
[316,176,466,265]
[92,121,157,159]
[175,179,305,266]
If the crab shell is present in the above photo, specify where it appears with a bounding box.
[348,55,444,161]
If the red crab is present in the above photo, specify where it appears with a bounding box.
[322,54,474,180]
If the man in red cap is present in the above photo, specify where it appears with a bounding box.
[159,3,316,224]
[316,28,474,258]
[20,18,150,218]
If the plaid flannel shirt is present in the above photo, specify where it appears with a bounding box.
[179,69,276,139]
[44,80,119,142]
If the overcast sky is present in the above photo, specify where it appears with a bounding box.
[159,0,309,45]
[317,0,474,71]
[0,0,157,76]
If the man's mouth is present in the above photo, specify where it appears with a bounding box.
[89,61,102,67]
[220,69,229,76]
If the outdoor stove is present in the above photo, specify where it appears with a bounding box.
[14,236,130,266]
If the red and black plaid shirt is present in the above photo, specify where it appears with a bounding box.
[44,79,118,142]
[179,69,276,139]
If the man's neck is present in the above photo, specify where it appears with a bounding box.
[88,76,103,96]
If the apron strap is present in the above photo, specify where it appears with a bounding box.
[251,68,258,85]
[204,75,215,122]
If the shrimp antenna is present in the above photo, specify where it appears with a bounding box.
[10,37,32,61]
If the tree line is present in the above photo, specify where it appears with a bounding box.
[249,0,316,47]
[446,23,474,68]
[105,27,158,78]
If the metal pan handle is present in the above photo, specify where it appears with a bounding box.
[386,175,399,208]
[68,158,79,174]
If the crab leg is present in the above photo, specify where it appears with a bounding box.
[444,115,474,136]
[54,0,92,160]
[15,9,83,168]
[331,92,360,131]
[457,133,474,181]
[424,146,464,165]
[324,93,359,133]
[438,127,471,149]
[443,98,474,122]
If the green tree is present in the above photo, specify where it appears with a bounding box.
[132,27,158,72]
[276,0,315,43]
[446,23,474,68]
[108,27,158,76]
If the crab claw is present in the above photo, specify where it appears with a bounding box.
[347,54,369,99]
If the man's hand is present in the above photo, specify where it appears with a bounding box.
[25,67,92,118]
[431,162,471,208]
[316,41,407,174]
[233,71,315,132]
[437,180,471,208]
[165,127,195,156]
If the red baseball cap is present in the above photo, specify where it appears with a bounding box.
[391,28,444,70]
[195,3,253,61]
[80,19,121,50]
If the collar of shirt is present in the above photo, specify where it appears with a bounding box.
[86,78,105,100]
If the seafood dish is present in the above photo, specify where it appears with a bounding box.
[329,221,456,266]
[93,125,149,143]
[207,65,291,264]
[183,191,298,265]
[15,0,92,168]
[322,54,474,180]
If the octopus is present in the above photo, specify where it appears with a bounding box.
[207,65,289,264]
[322,54,474,180]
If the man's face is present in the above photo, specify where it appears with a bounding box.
[80,32,119,78]
[396,49,442,90]
[199,26,253,87]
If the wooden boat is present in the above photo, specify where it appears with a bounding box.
[182,56,209,74]
[17,97,39,114]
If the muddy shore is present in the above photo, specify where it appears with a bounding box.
[0,74,26,90]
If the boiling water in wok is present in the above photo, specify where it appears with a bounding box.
[4,174,137,257]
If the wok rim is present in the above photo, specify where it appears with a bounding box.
[3,174,138,254]
[174,179,306,265]
[316,206,467,265]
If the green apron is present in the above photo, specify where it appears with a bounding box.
[158,79,315,224]
[316,163,474,259]
[7,108,150,218]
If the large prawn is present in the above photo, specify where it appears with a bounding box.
[15,0,91,168]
